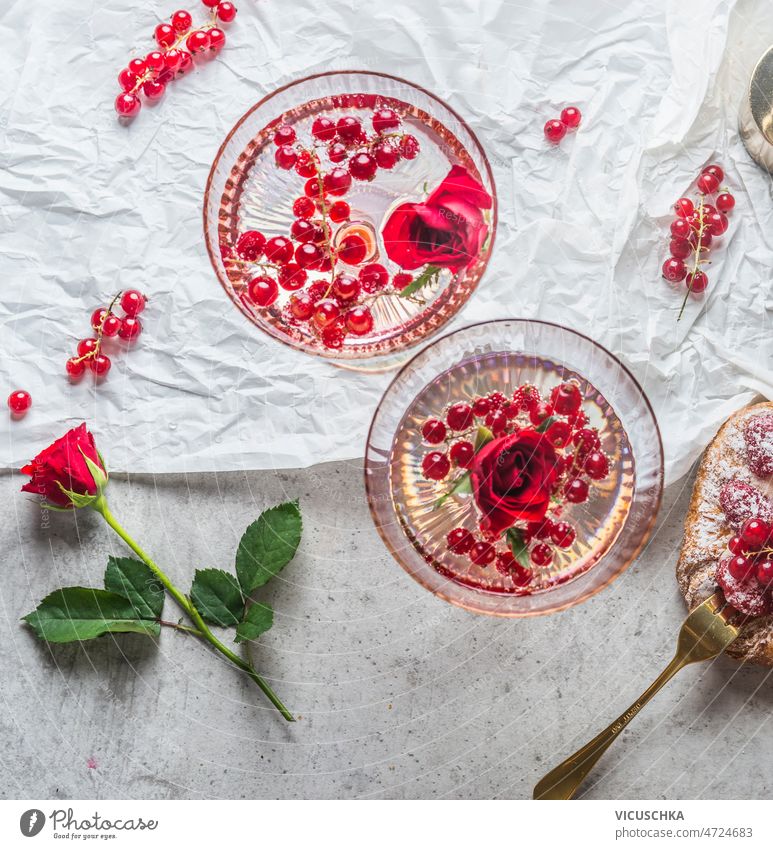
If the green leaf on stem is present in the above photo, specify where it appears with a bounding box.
[397,264,442,298]
[235,501,303,594]
[234,602,274,644]
[190,569,244,627]
[473,425,494,450]
[506,527,530,570]
[104,556,164,619]
[23,587,160,643]
[535,416,557,434]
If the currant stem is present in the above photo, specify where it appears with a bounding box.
[677,194,707,322]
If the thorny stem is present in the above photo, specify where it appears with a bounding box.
[158,619,204,637]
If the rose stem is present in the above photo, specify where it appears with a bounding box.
[93,496,295,722]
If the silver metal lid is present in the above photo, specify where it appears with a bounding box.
[740,44,773,172]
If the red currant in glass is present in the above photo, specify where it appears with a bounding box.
[294,151,316,178]
[706,212,728,236]
[155,23,176,48]
[118,316,142,340]
[374,141,400,169]
[264,236,293,264]
[323,168,352,197]
[450,440,475,469]
[304,177,323,198]
[686,270,708,293]
[247,276,278,307]
[573,427,600,456]
[290,218,315,243]
[289,293,314,320]
[550,521,576,548]
[727,554,752,580]
[670,218,691,239]
[7,390,31,415]
[312,117,336,141]
[216,2,238,23]
[359,263,389,292]
[669,238,691,259]
[312,300,340,329]
[673,197,694,218]
[662,257,686,282]
[294,242,323,269]
[77,338,99,358]
[235,230,266,261]
[485,410,508,435]
[186,30,210,54]
[545,420,571,448]
[278,263,307,291]
[143,80,165,101]
[208,28,226,50]
[344,306,373,336]
[422,418,447,444]
[121,289,146,316]
[337,234,367,265]
[399,135,419,159]
[740,518,770,548]
[372,108,400,132]
[446,403,474,431]
[115,93,141,117]
[145,51,166,75]
[469,541,495,567]
[128,58,147,75]
[472,397,490,418]
[329,200,350,223]
[696,171,720,194]
[171,9,192,32]
[118,68,138,91]
[89,354,112,376]
[336,116,362,142]
[583,451,609,480]
[543,119,566,143]
[292,196,315,218]
[349,152,378,180]
[530,543,553,566]
[564,478,590,503]
[422,451,450,481]
[327,142,347,163]
[66,357,86,379]
[550,381,581,415]
[273,125,296,146]
[716,192,735,212]
[560,106,582,128]
[447,528,474,555]
[330,273,357,302]
[275,145,298,170]
[392,272,413,290]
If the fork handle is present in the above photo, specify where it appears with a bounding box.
[533,655,685,800]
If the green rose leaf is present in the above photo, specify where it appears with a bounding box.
[506,527,530,569]
[234,602,274,644]
[23,587,161,643]
[190,569,244,627]
[397,264,442,298]
[535,416,557,434]
[104,556,164,619]
[236,501,302,594]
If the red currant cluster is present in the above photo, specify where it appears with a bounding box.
[717,516,773,617]
[65,290,147,381]
[228,107,421,349]
[661,164,735,319]
[543,106,582,143]
[115,1,237,118]
[420,381,609,586]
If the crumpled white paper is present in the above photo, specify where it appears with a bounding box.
[1,0,771,482]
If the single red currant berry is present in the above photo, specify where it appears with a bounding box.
[90,308,109,332]
[422,451,450,480]
[207,27,226,49]
[530,543,553,566]
[329,200,351,223]
[103,315,122,336]
[447,402,474,431]
[326,141,348,164]
[128,57,147,75]
[7,390,31,415]
[560,105,582,128]
[422,418,447,444]
[450,440,475,469]
[118,68,139,91]
[66,357,86,379]
[716,192,735,213]
[289,293,314,321]
[312,300,340,329]
[673,197,694,218]
[472,397,490,417]
[77,338,99,358]
[115,93,141,117]
[573,427,601,456]
[550,381,582,415]
[278,263,307,291]
[293,242,322,269]
[294,151,316,178]
[550,521,576,548]
[186,30,210,54]
[372,108,400,132]
[696,171,720,194]
[292,196,315,218]
[359,263,389,292]
[662,257,687,282]
[686,270,708,293]
[247,276,279,307]
[583,451,609,480]
[344,306,374,336]
[741,518,770,548]
[399,134,419,159]
[494,551,516,575]
[202,0,220,7]
[120,289,146,317]
[155,23,176,48]
[145,51,166,75]
[312,117,336,141]
[392,272,413,290]
[273,125,296,147]
[171,9,192,32]
[488,392,507,408]
[447,527,474,555]
[164,49,184,73]
[702,164,724,183]
[349,152,378,181]
[728,536,745,555]
[336,116,362,142]
[727,554,752,580]
[564,478,590,503]
[118,316,142,340]
[89,354,112,376]
[470,540,496,566]
[374,141,400,169]
[544,119,566,143]
[485,410,508,434]
[216,1,238,22]
[332,273,359,301]
[290,218,315,243]
[303,177,323,199]
[235,230,266,261]
[177,50,193,74]
[757,559,773,586]
[545,420,572,448]
[143,80,166,101]
[337,233,367,265]
[529,401,553,426]
[275,145,298,170]
[670,218,692,239]
[323,168,352,197]
[264,236,294,264]
[669,238,691,259]
[706,212,728,236]
[526,519,554,541]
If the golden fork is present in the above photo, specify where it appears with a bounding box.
[533,592,740,800]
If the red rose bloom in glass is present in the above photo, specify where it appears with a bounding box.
[470,429,558,535]
[382,165,492,271]
[20,423,107,508]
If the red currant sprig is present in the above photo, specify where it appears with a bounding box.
[115,2,237,119]
[67,290,147,381]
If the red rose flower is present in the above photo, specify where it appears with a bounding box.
[470,429,558,535]
[382,165,492,271]
[21,423,107,509]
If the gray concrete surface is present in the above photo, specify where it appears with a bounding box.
[1,460,771,800]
